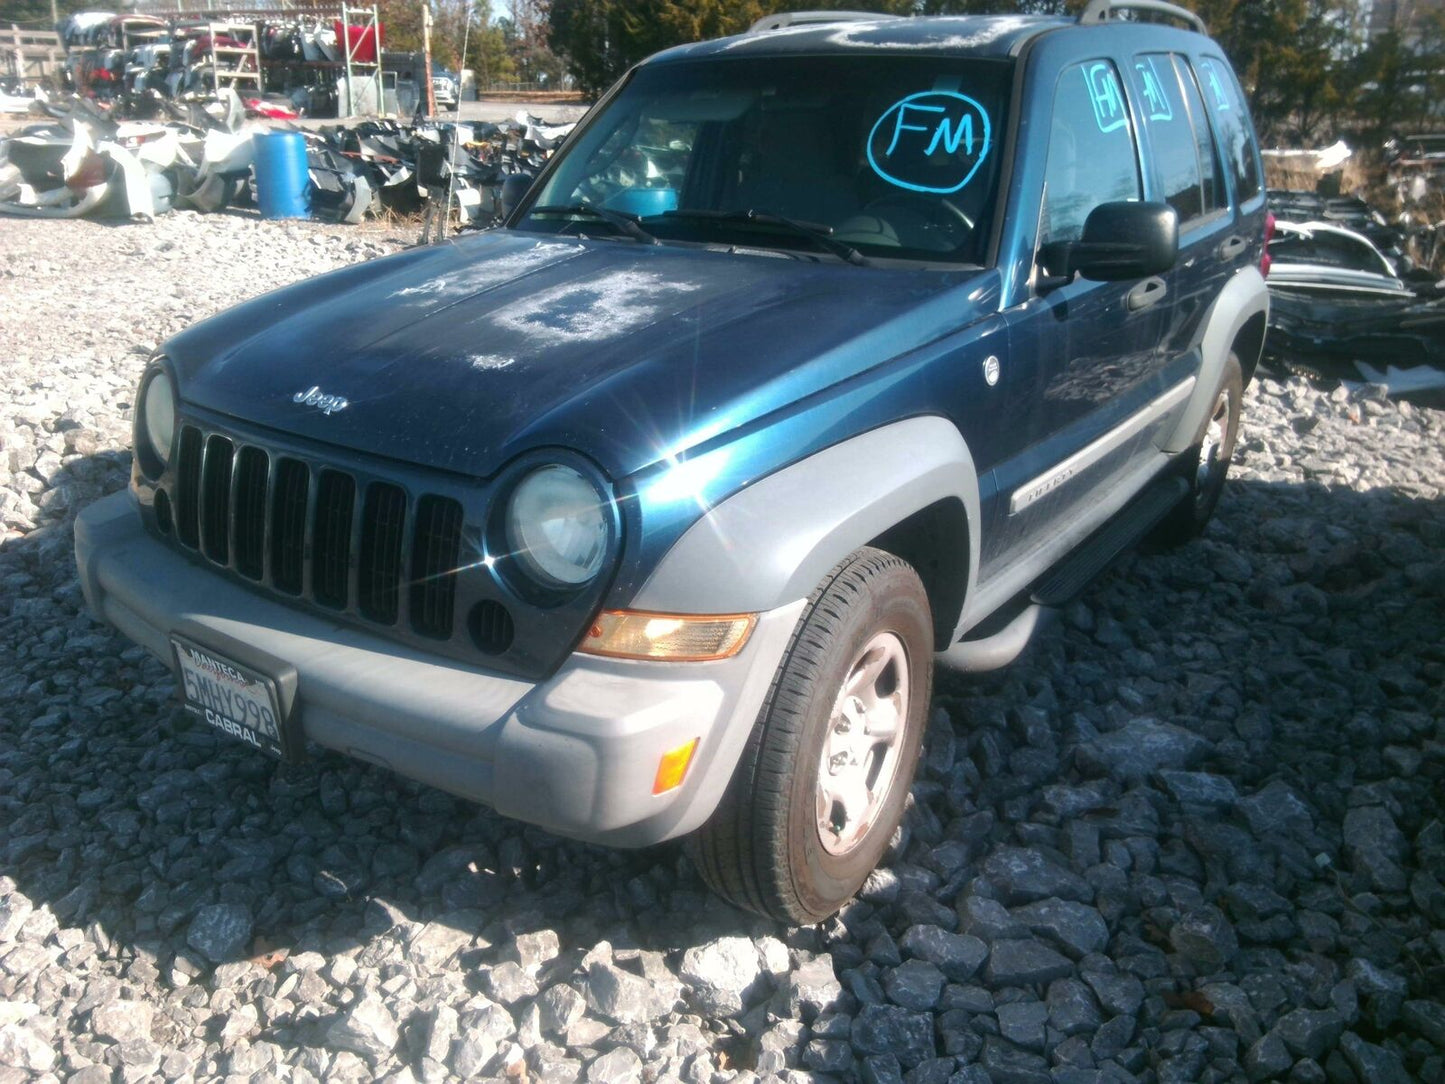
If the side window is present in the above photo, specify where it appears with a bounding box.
[1039,59,1141,251]
[1131,53,1203,222]
[1172,55,1223,217]
[1195,56,1262,204]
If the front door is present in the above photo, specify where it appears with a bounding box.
[988,57,1169,570]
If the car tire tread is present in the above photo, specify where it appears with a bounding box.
[689,546,930,923]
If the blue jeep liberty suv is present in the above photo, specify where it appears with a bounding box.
[76,0,1269,922]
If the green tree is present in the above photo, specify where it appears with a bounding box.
[1349,13,1445,141]
[548,0,912,95]
[377,0,517,85]
[1192,0,1359,143]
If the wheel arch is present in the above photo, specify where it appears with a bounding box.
[629,415,981,644]
[1160,265,1269,454]
[868,497,970,649]
[1232,310,1268,387]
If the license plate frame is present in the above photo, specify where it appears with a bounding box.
[170,631,301,761]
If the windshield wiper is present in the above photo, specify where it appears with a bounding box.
[659,209,869,266]
[530,203,659,245]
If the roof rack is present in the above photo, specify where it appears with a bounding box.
[748,10,885,33]
[1078,0,1207,34]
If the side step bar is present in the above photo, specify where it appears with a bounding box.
[937,603,1049,674]
[1029,473,1189,607]
[937,472,1189,674]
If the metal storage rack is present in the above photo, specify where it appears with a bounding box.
[337,2,381,117]
[184,18,262,95]
[2,25,64,84]
[122,1,383,115]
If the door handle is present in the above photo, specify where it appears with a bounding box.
[1126,276,1168,312]
[1218,235,1247,259]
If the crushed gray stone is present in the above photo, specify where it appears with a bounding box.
[0,214,1441,1083]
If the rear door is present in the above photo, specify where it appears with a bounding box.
[1194,53,1269,267]
[1128,52,1235,390]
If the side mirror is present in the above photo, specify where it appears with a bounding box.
[499,172,535,220]
[1071,201,1179,281]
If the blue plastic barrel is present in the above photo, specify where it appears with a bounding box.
[252,131,310,219]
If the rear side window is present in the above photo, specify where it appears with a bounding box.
[1195,56,1262,204]
[1039,59,1141,248]
[1130,53,1203,221]
[1172,55,1224,217]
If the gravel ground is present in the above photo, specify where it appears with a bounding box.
[1,212,1442,1084]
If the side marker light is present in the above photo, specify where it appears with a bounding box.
[653,738,699,794]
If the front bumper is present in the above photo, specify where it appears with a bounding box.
[75,492,803,846]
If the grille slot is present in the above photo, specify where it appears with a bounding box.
[271,458,309,596]
[312,470,356,609]
[358,482,407,624]
[469,600,514,655]
[175,425,203,549]
[233,447,269,580]
[200,435,234,564]
[410,495,464,638]
[161,424,476,649]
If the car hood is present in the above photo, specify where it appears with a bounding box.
[166,230,996,480]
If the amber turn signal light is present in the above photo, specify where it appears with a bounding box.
[578,610,757,661]
[653,738,699,794]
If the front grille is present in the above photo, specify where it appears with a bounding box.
[200,435,234,564]
[233,447,268,580]
[411,495,465,638]
[271,456,309,595]
[358,482,407,624]
[171,423,465,639]
[312,470,355,609]
[175,426,203,549]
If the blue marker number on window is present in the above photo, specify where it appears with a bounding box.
[1084,63,1128,134]
[1198,60,1231,112]
[1134,57,1174,122]
[867,91,992,194]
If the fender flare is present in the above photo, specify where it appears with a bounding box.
[630,415,982,632]
[1160,265,1269,453]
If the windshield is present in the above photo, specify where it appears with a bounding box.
[516,54,1012,265]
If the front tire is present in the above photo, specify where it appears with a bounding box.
[689,547,933,924]
[1152,353,1243,548]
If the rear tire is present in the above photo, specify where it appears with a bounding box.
[1152,353,1242,549]
[689,547,933,924]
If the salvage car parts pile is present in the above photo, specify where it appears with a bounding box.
[1265,193,1445,399]
[0,93,571,226]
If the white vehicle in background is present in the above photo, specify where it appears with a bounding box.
[432,70,458,109]
[1267,219,1412,299]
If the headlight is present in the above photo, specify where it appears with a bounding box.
[506,464,609,586]
[137,369,176,475]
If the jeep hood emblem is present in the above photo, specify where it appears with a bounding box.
[292,386,350,415]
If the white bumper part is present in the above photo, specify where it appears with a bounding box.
[74,491,802,845]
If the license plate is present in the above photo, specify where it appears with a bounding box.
[171,635,288,759]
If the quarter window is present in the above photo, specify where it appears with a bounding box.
[1039,59,1142,251]
[1131,53,1203,221]
[1173,55,1224,217]
[1195,56,1263,204]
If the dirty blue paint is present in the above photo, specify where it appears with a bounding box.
[866,90,992,194]
[1084,62,1128,134]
